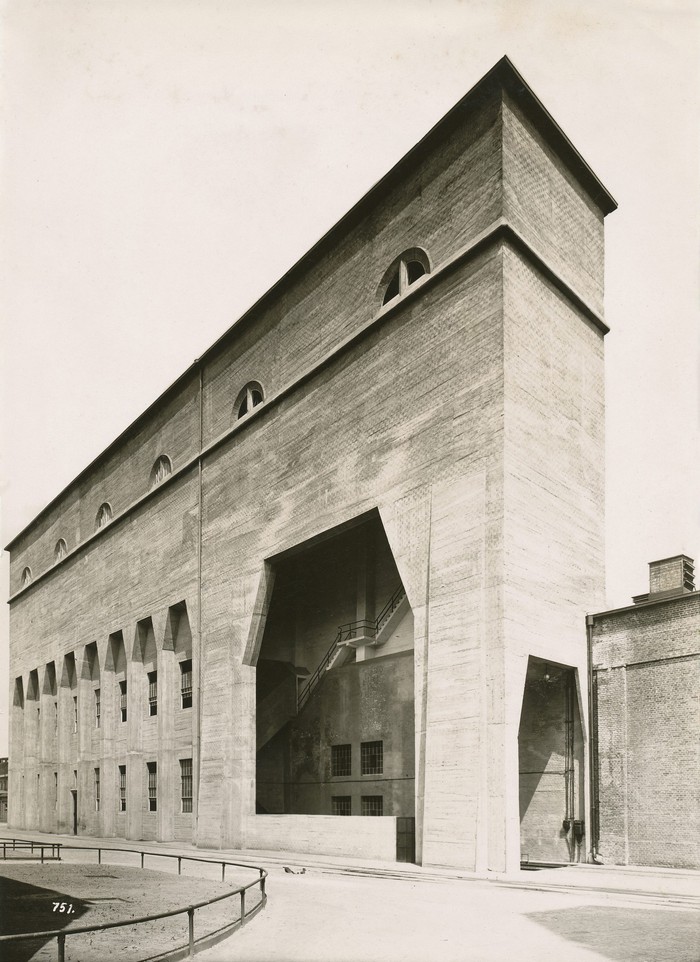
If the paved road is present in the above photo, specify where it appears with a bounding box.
[199,868,700,962]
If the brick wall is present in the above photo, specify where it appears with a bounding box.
[592,593,700,869]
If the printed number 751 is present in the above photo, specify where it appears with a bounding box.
[52,902,74,914]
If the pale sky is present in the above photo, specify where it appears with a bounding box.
[1,0,698,755]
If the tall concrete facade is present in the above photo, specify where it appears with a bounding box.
[6,58,616,872]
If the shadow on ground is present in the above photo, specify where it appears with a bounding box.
[528,904,700,962]
[0,874,89,962]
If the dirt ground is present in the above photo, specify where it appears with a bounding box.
[0,862,262,962]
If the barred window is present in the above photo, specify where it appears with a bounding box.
[94,689,101,728]
[361,740,383,775]
[148,671,158,716]
[180,758,193,813]
[331,744,352,777]
[150,455,172,489]
[180,659,192,709]
[95,502,113,530]
[72,696,78,733]
[119,680,127,722]
[94,768,100,812]
[361,795,383,816]
[119,765,127,812]
[147,762,157,812]
[332,796,351,816]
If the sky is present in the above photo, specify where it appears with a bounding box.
[0,0,698,755]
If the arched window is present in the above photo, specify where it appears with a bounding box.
[95,502,113,530]
[380,248,431,306]
[235,382,264,420]
[54,539,68,562]
[21,566,33,588]
[149,455,173,489]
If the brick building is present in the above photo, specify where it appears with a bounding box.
[5,57,616,871]
[589,556,700,870]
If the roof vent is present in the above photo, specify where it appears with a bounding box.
[633,554,695,604]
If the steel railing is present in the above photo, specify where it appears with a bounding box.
[0,838,267,961]
[297,584,406,711]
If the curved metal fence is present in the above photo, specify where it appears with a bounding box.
[0,837,268,961]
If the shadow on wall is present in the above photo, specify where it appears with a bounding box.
[0,874,90,962]
[527,905,700,962]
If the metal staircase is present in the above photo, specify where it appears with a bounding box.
[296,584,407,712]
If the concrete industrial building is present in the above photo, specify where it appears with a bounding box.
[6,57,617,873]
[589,555,700,870]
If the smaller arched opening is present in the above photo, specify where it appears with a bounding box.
[20,567,32,588]
[235,381,265,420]
[149,455,173,489]
[95,502,113,530]
[379,248,431,307]
[54,539,68,563]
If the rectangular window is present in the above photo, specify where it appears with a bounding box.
[0,775,8,793]
[147,671,157,717]
[180,758,193,813]
[119,765,127,812]
[332,796,352,816]
[361,740,383,775]
[54,772,58,811]
[72,696,78,733]
[147,762,157,812]
[119,680,127,722]
[180,659,192,709]
[94,768,100,812]
[94,689,101,728]
[331,744,352,777]
[361,795,383,816]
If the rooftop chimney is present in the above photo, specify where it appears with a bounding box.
[632,554,695,604]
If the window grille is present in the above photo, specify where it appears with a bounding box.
[332,796,352,816]
[95,502,113,530]
[72,696,78,733]
[180,758,193,813]
[361,740,383,775]
[94,768,100,812]
[150,455,172,488]
[119,765,127,812]
[119,680,127,722]
[147,762,157,812]
[361,795,383,816]
[94,689,101,728]
[331,744,352,777]
[180,659,192,709]
[148,671,158,716]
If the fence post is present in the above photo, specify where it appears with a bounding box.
[140,852,144,868]
[98,849,102,865]
[41,846,45,864]
[221,862,225,882]
[178,856,182,875]
[240,889,246,925]
[57,932,66,962]
[260,872,266,898]
[2,842,6,859]
[188,908,195,957]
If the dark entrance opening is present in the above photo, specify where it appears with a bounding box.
[518,657,584,864]
[255,513,415,854]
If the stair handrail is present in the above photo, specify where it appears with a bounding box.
[296,584,407,711]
